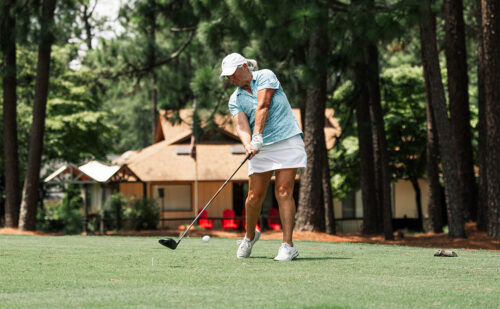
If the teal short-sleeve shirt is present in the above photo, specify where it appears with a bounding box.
[228,69,303,146]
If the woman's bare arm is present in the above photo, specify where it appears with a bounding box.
[253,88,275,135]
[233,112,258,158]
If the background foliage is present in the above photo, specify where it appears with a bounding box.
[0,0,487,232]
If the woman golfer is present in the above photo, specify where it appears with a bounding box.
[219,53,307,261]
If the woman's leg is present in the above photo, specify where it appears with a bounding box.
[245,171,273,240]
[274,168,298,246]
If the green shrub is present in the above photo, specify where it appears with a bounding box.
[38,185,82,234]
[37,202,65,232]
[124,198,159,230]
[104,192,130,231]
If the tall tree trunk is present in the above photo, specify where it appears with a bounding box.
[410,178,424,231]
[18,0,57,231]
[82,3,93,50]
[475,0,488,231]
[1,0,20,228]
[80,2,98,99]
[322,147,335,234]
[481,0,500,237]
[351,0,381,235]
[371,106,384,234]
[354,67,378,234]
[367,43,394,240]
[151,71,157,142]
[443,0,477,222]
[425,101,444,233]
[148,2,158,143]
[420,0,466,238]
[296,7,328,232]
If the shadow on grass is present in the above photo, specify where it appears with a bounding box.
[296,257,351,261]
[249,256,351,261]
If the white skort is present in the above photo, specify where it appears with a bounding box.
[248,134,307,175]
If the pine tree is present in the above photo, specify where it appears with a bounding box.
[1,0,20,228]
[19,0,57,231]
[419,0,466,238]
[443,0,476,222]
[480,0,500,237]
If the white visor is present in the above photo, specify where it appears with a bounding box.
[219,53,247,80]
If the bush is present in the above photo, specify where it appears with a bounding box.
[104,192,129,231]
[124,198,159,230]
[37,202,65,232]
[37,185,82,234]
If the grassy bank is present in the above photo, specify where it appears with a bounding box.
[1,235,499,308]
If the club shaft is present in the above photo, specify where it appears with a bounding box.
[176,153,251,244]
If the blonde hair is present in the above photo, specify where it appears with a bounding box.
[246,59,258,72]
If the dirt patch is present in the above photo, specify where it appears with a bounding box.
[0,228,60,236]
[2,223,499,251]
[176,223,500,251]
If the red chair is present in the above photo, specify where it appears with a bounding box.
[241,208,261,232]
[267,208,281,231]
[198,209,213,230]
[222,209,239,231]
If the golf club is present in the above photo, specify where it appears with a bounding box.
[159,153,251,250]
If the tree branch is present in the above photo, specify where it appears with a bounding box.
[329,0,408,13]
[170,25,197,32]
[89,0,98,16]
[329,0,349,12]
[100,30,195,79]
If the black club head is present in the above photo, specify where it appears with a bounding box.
[159,238,178,250]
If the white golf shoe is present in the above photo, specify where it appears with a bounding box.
[273,243,299,261]
[236,230,260,258]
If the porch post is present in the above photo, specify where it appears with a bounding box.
[194,159,198,215]
[100,183,104,234]
[143,181,147,198]
[82,184,88,234]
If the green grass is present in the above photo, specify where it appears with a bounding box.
[1,235,499,309]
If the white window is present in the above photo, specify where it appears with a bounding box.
[154,185,192,211]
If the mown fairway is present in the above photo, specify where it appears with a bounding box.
[0,235,499,308]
